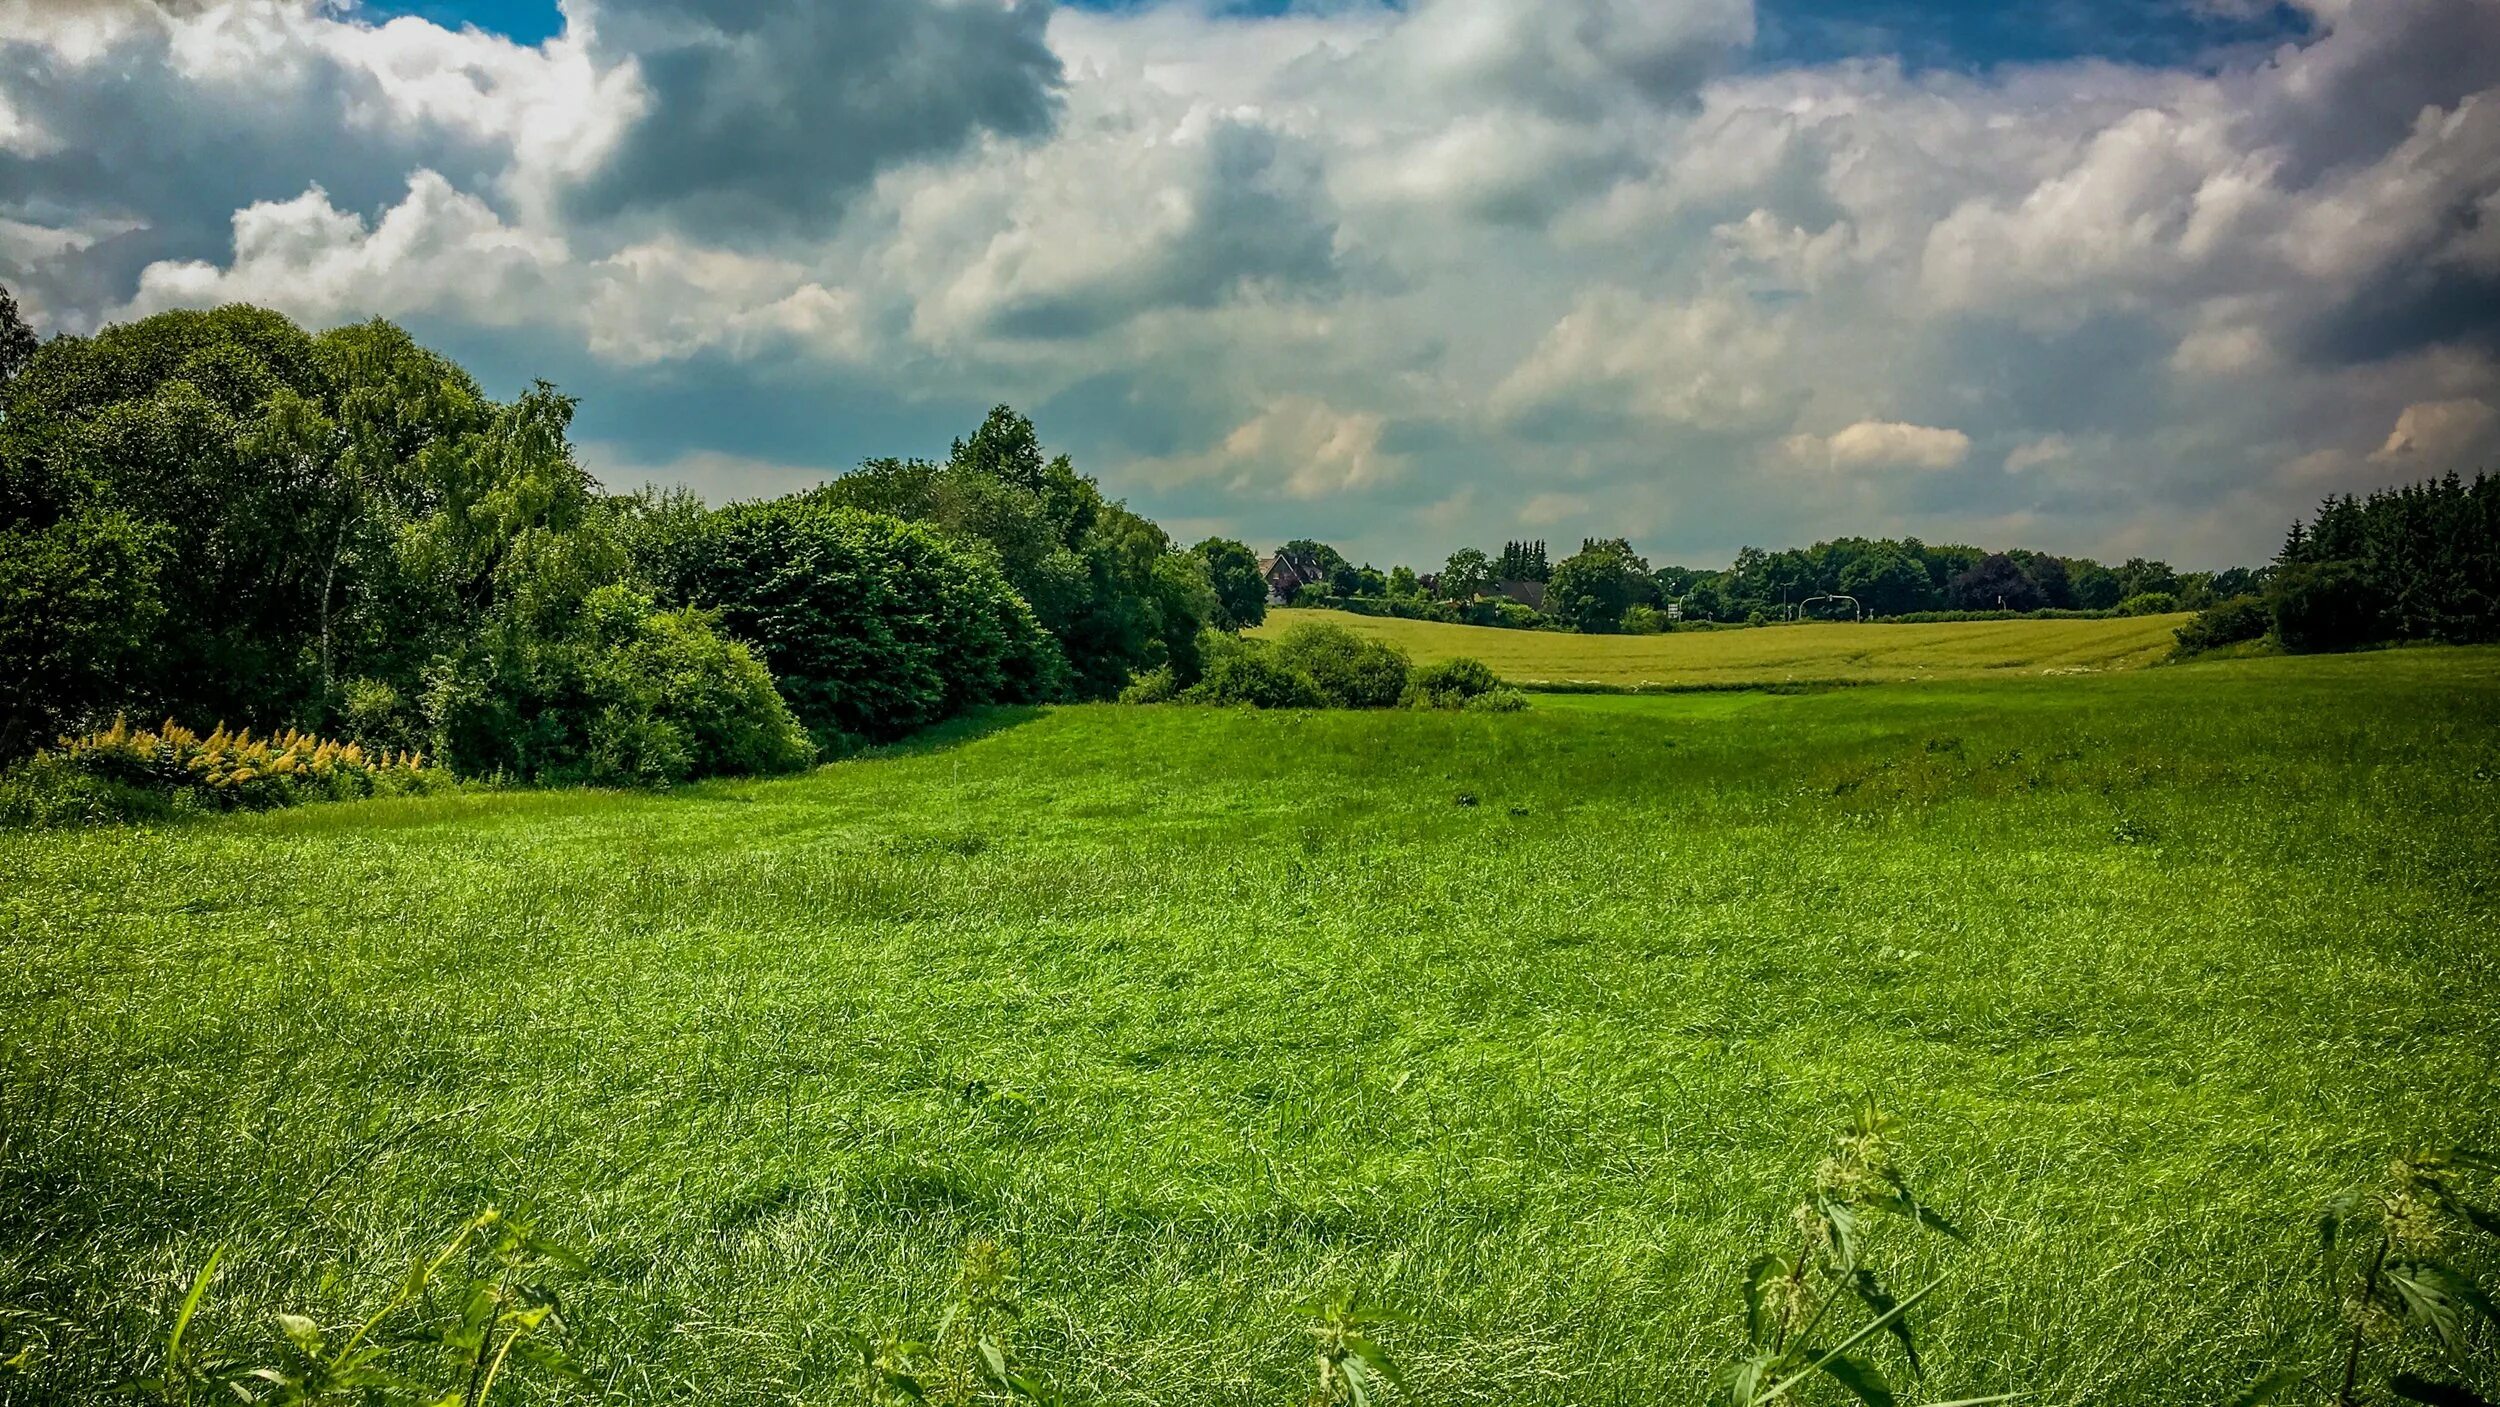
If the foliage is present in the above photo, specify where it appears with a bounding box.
[1439,548,1496,600]
[1187,638,1328,709]
[1723,1100,1988,1407]
[123,1207,586,1406]
[648,497,1062,750]
[1547,539,1649,633]
[816,409,1212,698]
[2173,596,2272,657]
[823,1239,1060,1407]
[1193,536,1268,632]
[2273,474,2500,648]
[2118,591,2180,617]
[1463,686,1529,713]
[1269,622,1411,708]
[1949,554,2047,614]
[2269,560,2388,653]
[0,509,166,758]
[0,282,35,389]
[1118,664,1182,704]
[1300,1294,1409,1407]
[426,584,815,786]
[2231,1151,2500,1407]
[1,715,443,824]
[1401,656,1501,709]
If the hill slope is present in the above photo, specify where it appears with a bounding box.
[1252,607,2192,686]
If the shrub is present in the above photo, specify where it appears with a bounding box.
[1463,687,1529,713]
[2,716,446,824]
[1620,605,1676,634]
[1402,656,1501,709]
[1269,622,1410,708]
[427,585,815,787]
[2170,595,2270,657]
[1118,664,1181,704]
[661,502,1064,748]
[2117,591,2180,616]
[1189,645,1326,709]
[2267,558,2387,652]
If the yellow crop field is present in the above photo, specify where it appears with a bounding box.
[1251,607,2193,687]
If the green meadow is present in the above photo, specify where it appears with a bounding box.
[4,643,2498,1404]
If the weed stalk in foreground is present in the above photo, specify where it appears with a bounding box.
[1723,1098,2014,1407]
[2236,1150,2500,1407]
[122,1205,587,1406]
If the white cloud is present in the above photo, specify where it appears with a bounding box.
[1785,421,1973,473]
[2371,398,2500,465]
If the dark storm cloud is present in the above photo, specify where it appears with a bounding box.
[568,0,1063,238]
[0,19,502,317]
[2256,0,2500,186]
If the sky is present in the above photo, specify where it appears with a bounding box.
[3,0,2496,570]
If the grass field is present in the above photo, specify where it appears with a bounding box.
[1250,608,2194,688]
[4,648,2498,1404]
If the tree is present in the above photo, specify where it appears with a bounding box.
[2008,550,2074,608]
[654,499,1063,749]
[951,404,1047,492]
[1547,539,1646,632]
[1191,536,1266,631]
[0,283,37,390]
[1440,548,1494,600]
[1280,539,1350,580]
[2116,557,2179,600]
[1837,549,1935,617]
[2070,560,2123,609]
[1387,565,1421,599]
[816,408,1207,697]
[1947,553,2047,612]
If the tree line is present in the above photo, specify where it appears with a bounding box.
[0,296,1270,784]
[1284,534,2260,634]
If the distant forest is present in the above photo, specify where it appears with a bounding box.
[1279,475,2499,648]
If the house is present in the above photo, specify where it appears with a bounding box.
[1495,578,1547,610]
[1260,549,1329,605]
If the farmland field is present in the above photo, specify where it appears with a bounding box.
[3,646,2498,1404]
[1251,607,2193,688]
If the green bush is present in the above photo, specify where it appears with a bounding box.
[1118,665,1181,704]
[2267,559,2387,652]
[1402,656,1501,709]
[427,585,814,787]
[2171,595,2270,657]
[1189,645,1325,709]
[659,501,1064,748]
[1463,687,1529,713]
[1269,623,1410,709]
[2117,591,2180,616]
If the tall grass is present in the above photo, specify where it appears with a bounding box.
[1,647,2494,1402]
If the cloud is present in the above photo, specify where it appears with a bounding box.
[567,0,1061,239]
[7,0,2500,572]
[1785,421,1973,472]
[2371,397,2500,466]
[1134,396,1402,502]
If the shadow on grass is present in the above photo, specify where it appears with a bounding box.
[846,704,1049,762]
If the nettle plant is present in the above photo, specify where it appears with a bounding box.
[1724,1100,2013,1407]
[827,1239,1058,1407]
[2238,1149,2500,1407]
[1298,1292,1410,1407]
[125,1206,586,1406]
